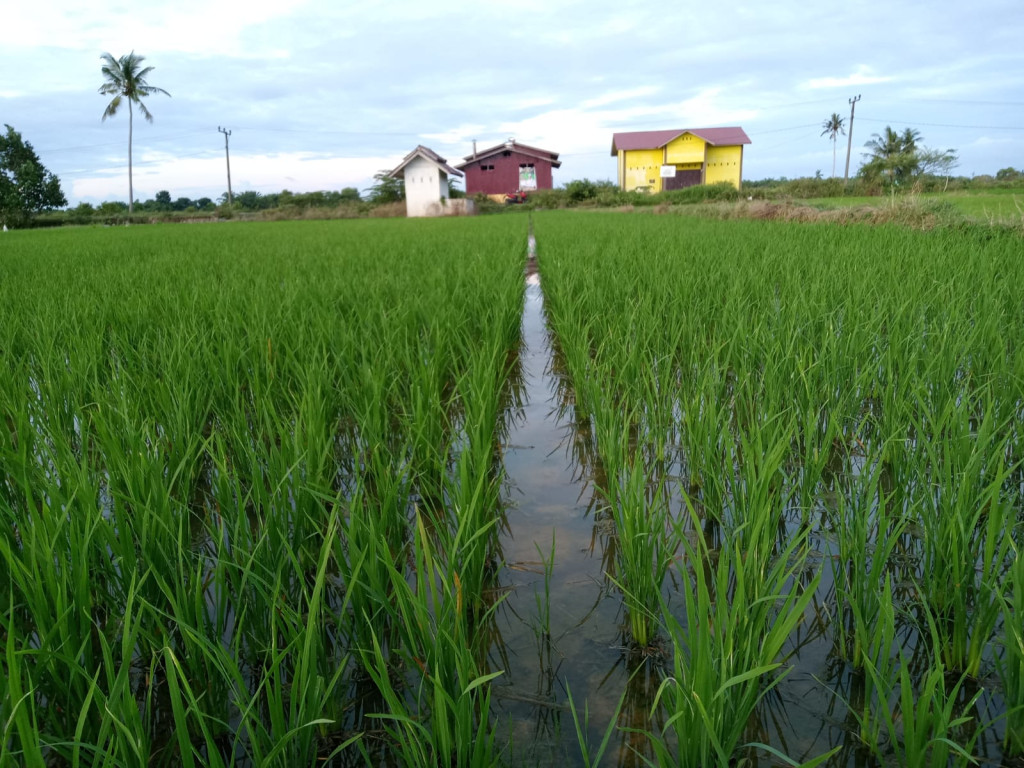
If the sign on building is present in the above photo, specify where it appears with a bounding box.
[660,165,676,178]
[519,165,537,190]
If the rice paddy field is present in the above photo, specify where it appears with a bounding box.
[804,190,1024,225]
[1,212,1023,767]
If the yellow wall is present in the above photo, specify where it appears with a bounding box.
[665,133,705,164]
[618,141,745,191]
[704,144,743,187]
[621,149,664,192]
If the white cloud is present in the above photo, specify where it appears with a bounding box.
[421,123,491,147]
[581,86,661,110]
[970,135,1016,147]
[803,65,893,90]
[1,0,305,57]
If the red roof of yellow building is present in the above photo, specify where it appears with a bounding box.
[611,127,751,155]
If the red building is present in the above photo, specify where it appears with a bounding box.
[455,139,561,197]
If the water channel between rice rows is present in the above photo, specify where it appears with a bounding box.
[489,236,1011,768]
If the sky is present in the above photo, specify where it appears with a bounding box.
[2,0,1022,206]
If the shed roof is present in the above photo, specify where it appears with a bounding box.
[388,145,464,179]
[455,139,562,169]
[610,127,751,155]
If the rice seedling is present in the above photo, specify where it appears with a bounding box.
[565,679,627,768]
[532,211,1024,764]
[861,605,984,768]
[358,514,505,767]
[0,217,526,763]
[998,541,1024,755]
[5,208,1024,764]
[531,529,556,643]
[829,455,906,670]
[839,574,900,747]
[644,501,819,767]
[909,388,1017,676]
[599,434,678,652]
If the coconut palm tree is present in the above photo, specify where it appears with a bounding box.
[862,126,922,187]
[99,52,170,215]
[820,113,846,178]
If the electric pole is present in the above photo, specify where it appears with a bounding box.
[218,126,233,205]
[843,95,861,186]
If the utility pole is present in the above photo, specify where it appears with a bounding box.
[218,126,233,205]
[843,95,861,186]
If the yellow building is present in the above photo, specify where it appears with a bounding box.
[611,127,750,192]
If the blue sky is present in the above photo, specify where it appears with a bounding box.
[3,0,1022,205]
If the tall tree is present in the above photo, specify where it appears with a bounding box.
[862,126,922,187]
[99,52,170,215]
[366,171,405,204]
[820,113,846,179]
[0,124,67,227]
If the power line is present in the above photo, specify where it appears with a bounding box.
[38,129,210,153]
[54,149,219,176]
[858,117,1022,131]
[231,126,423,137]
[751,122,821,135]
[754,97,843,110]
[902,98,1024,107]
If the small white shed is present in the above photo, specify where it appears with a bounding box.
[388,145,465,218]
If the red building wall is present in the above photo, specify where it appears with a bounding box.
[462,149,556,195]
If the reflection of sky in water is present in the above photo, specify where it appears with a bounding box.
[496,274,627,764]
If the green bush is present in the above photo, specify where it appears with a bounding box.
[523,189,567,209]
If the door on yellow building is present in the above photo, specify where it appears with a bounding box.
[663,169,702,190]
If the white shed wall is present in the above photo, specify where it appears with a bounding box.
[403,156,450,218]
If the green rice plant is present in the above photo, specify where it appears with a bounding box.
[647,502,819,766]
[0,217,528,764]
[404,328,453,512]
[359,514,504,767]
[44,575,157,767]
[532,529,556,642]
[863,655,982,767]
[0,428,132,759]
[443,338,509,622]
[998,541,1024,755]
[910,389,1017,676]
[338,488,404,657]
[239,502,359,766]
[565,680,627,768]
[10,205,1024,762]
[532,210,1024,762]
[830,454,906,670]
[838,574,900,747]
[678,363,735,523]
[582,377,679,650]
[2,593,54,767]
[603,455,677,651]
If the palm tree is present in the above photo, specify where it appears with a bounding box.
[863,126,922,187]
[99,52,170,215]
[820,113,846,178]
